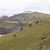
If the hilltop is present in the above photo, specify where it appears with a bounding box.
[0,19,50,50]
[0,11,50,23]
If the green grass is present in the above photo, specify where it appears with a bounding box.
[0,19,50,50]
[3,20,18,24]
[0,20,18,27]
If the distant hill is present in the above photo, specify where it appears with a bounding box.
[0,11,50,35]
[0,11,50,24]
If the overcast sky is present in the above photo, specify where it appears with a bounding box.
[0,0,50,16]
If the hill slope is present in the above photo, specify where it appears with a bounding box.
[0,19,50,50]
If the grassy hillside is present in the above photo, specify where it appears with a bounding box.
[0,19,50,50]
[3,20,18,24]
[0,20,18,27]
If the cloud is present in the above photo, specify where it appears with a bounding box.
[0,0,50,16]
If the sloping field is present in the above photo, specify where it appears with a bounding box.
[0,19,50,50]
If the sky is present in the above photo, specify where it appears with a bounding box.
[0,0,50,16]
